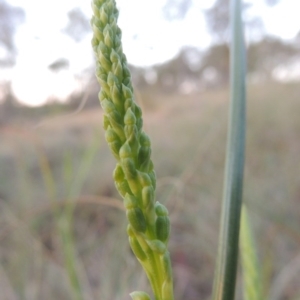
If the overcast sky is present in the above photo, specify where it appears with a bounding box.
[3,0,300,105]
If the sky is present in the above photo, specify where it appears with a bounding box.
[2,0,300,106]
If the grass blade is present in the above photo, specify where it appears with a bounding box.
[58,133,100,300]
[240,205,263,300]
[212,0,247,299]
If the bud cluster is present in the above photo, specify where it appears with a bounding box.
[91,1,174,299]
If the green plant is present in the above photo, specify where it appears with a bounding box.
[91,1,173,299]
[212,0,246,299]
[38,133,100,300]
[91,0,248,299]
[240,205,263,300]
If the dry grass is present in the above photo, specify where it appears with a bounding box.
[0,81,299,299]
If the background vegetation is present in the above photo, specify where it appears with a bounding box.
[0,0,299,299]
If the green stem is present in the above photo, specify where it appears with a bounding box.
[212,0,246,299]
[149,252,164,299]
[136,232,173,300]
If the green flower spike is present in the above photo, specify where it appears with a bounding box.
[91,1,174,299]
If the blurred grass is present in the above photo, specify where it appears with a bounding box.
[0,81,299,299]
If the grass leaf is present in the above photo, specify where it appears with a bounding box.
[212,0,247,299]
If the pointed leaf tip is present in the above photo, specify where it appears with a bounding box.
[130,291,151,300]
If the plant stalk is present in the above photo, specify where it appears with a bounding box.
[212,0,246,299]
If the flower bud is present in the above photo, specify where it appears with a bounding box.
[123,64,131,79]
[110,49,119,63]
[136,118,143,132]
[113,164,124,182]
[140,132,151,147]
[109,141,121,159]
[128,128,139,158]
[111,83,122,110]
[123,77,133,90]
[113,61,123,80]
[99,51,111,71]
[142,186,154,208]
[124,124,135,140]
[105,126,118,143]
[108,116,125,141]
[115,180,130,197]
[105,0,114,15]
[138,173,151,187]
[104,29,113,48]
[119,143,131,159]
[115,44,123,57]
[124,108,136,125]
[92,24,103,41]
[122,158,137,180]
[124,98,133,111]
[155,216,170,243]
[103,115,110,130]
[155,202,168,217]
[127,224,134,237]
[91,5,100,18]
[149,170,156,190]
[99,82,110,96]
[138,147,151,171]
[107,72,118,86]
[122,84,133,99]
[146,239,166,255]
[101,99,123,123]
[98,41,108,56]
[142,186,155,225]
[91,37,98,52]
[124,193,138,209]
[134,105,142,119]
[101,98,114,113]
[96,73,107,85]
[103,24,113,40]
[93,17,102,29]
[127,207,146,233]
[100,7,108,24]
[112,20,120,35]
[129,237,147,262]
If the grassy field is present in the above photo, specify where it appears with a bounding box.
[0,81,299,300]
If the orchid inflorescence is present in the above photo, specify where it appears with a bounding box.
[91,1,174,299]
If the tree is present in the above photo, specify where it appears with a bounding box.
[63,7,90,42]
[0,0,25,66]
[198,36,300,86]
[205,0,265,43]
[152,47,202,92]
[204,0,283,43]
[199,43,230,86]
[162,0,193,20]
[248,36,300,80]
